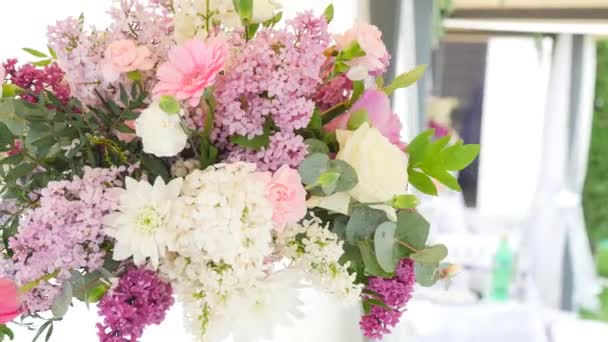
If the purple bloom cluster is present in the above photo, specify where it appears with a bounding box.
[212,12,331,171]
[9,167,124,313]
[3,59,71,104]
[360,259,416,339]
[97,267,174,342]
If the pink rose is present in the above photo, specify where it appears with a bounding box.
[153,38,228,107]
[325,89,404,148]
[103,40,155,82]
[334,22,390,80]
[0,278,21,324]
[261,165,307,232]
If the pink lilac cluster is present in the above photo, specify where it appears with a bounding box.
[360,259,416,339]
[2,59,70,104]
[47,0,172,106]
[212,12,331,171]
[97,267,174,342]
[8,167,124,313]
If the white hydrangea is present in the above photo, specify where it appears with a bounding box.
[134,102,188,157]
[277,216,363,302]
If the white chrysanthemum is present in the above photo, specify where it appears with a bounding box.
[277,216,363,302]
[135,102,188,157]
[205,270,305,342]
[104,176,183,268]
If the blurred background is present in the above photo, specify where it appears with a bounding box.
[3,0,608,341]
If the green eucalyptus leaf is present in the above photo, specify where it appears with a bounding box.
[358,240,393,277]
[318,171,340,195]
[346,205,388,244]
[410,244,448,264]
[395,210,430,251]
[51,281,72,318]
[374,221,398,273]
[415,261,439,287]
[328,159,358,193]
[304,138,330,155]
[298,153,330,185]
[384,64,427,95]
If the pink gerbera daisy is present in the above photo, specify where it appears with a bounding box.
[153,38,229,107]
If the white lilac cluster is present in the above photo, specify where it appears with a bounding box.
[158,163,295,340]
[277,216,363,302]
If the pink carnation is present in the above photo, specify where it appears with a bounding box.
[153,38,228,107]
[260,165,307,231]
[325,89,404,148]
[334,22,390,78]
[103,40,155,82]
[0,278,21,324]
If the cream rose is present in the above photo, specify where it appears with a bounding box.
[337,123,408,203]
[307,123,408,221]
[251,0,281,23]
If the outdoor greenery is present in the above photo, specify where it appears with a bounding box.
[583,40,608,252]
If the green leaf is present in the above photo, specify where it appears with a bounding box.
[425,168,461,191]
[158,95,181,114]
[323,4,334,23]
[347,109,369,130]
[298,153,330,185]
[340,242,366,283]
[358,240,393,277]
[31,59,52,67]
[346,206,388,244]
[407,129,434,167]
[233,0,253,21]
[332,215,349,240]
[141,154,170,182]
[374,221,398,273]
[410,244,448,264]
[127,70,142,81]
[384,64,427,95]
[51,282,72,318]
[229,119,272,150]
[395,210,430,251]
[2,84,23,98]
[8,162,36,180]
[415,262,439,287]
[23,48,48,58]
[0,324,14,341]
[321,102,349,125]
[340,41,366,61]
[309,108,322,131]
[441,142,480,171]
[199,138,219,170]
[408,169,438,195]
[351,80,365,103]
[0,122,13,148]
[318,171,340,195]
[262,11,283,27]
[327,159,358,193]
[48,46,58,59]
[304,138,329,155]
[391,194,420,209]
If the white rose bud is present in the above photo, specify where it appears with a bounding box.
[135,102,188,157]
[251,0,281,23]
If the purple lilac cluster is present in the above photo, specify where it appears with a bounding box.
[97,267,174,342]
[2,59,71,104]
[360,259,416,339]
[47,0,172,106]
[212,12,331,171]
[8,167,124,313]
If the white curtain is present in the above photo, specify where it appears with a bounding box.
[525,34,599,310]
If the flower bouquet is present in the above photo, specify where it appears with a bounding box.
[0,1,479,341]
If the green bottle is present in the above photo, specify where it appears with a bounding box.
[489,237,513,301]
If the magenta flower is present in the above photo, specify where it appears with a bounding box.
[360,259,416,339]
[97,267,174,342]
[325,89,405,148]
[153,38,228,107]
